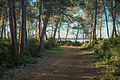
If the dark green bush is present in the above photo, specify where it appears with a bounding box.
[27,38,40,57]
[72,42,82,46]
[88,37,120,76]
[44,38,56,49]
[18,55,37,65]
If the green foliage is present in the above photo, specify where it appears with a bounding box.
[0,67,7,78]
[0,39,13,67]
[27,38,40,57]
[18,55,37,65]
[44,38,56,49]
[85,37,120,76]
[57,41,82,46]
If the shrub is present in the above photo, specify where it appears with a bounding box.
[44,38,56,49]
[90,37,120,75]
[72,42,82,46]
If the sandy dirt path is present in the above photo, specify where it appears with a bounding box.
[3,46,99,80]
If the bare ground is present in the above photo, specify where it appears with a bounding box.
[3,46,100,80]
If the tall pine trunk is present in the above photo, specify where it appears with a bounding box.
[24,0,29,55]
[111,0,117,38]
[19,0,25,56]
[58,14,63,41]
[99,8,102,39]
[93,0,97,40]
[38,0,42,41]
[1,16,4,39]
[8,0,18,65]
[103,0,109,38]
[12,0,17,41]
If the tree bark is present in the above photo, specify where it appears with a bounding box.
[12,0,17,41]
[24,0,29,55]
[111,0,117,38]
[51,22,54,38]
[58,14,63,41]
[53,20,59,39]
[116,21,120,35]
[65,27,69,42]
[8,0,18,65]
[19,0,25,56]
[93,0,97,40]
[103,0,109,38]
[38,0,52,52]
[4,19,6,39]
[1,16,5,39]
[38,0,42,41]
[75,26,80,42]
[99,9,102,39]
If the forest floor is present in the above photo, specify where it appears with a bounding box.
[2,46,101,80]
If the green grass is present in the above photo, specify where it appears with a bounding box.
[45,47,63,58]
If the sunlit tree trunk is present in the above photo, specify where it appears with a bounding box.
[116,21,119,35]
[1,16,4,39]
[19,0,25,56]
[99,9,102,39]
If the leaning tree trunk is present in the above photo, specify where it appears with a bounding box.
[58,14,63,42]
[53,20,59,39]
[111,0,117,38]
[93,0,97,40]
[38,0,52,52]
[38,0,42,41]
[19,0,25,56]
[103,0,109,38]
[8,0,18,65]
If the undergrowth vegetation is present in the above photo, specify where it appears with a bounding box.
[0,38,58,78]
[82,37,120,76]
[57,41,82,46]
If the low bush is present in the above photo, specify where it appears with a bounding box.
[83,37,120,76]
[44,38,56,49]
